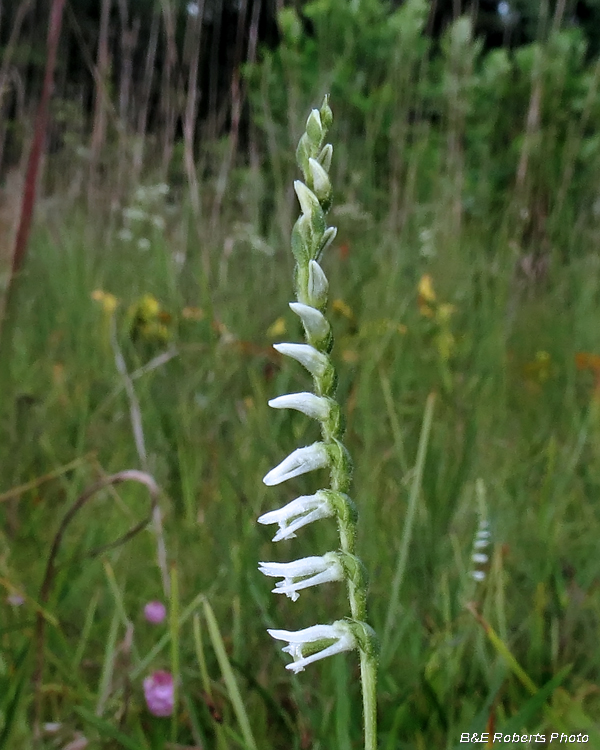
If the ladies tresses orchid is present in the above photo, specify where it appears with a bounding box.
[289,302,330,342]
[273,342,329,378]
[258,97,378,750]
[257,490,335,541]
[268,392,333,421]
[258,553,344,601]
[267,621,357,674]
[263,442,329,486]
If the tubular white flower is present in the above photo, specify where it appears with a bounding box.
[263,442,329,486]
[268,392,332,421]
[259,552,343,602]
[273,342,329,378]
[307,260,329,308]
[472,553,489,564]
[258,491,335,541]
[267,621,357,673]
[289,302,330,341]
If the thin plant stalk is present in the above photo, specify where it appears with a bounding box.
[382,392,436,658]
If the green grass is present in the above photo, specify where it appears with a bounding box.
[1,191,599,749]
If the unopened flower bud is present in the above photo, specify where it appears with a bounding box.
[307,260,329,309]
[306,109,323,145]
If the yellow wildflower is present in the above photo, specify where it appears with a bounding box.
[91,289,118,315]
[137,293,160,320]
[417,275,436,318]
[267,317,287,337]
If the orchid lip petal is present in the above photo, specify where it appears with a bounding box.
[263,443,329,486]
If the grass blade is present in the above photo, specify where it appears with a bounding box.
[382,392,436,658]
[202,597,258,750]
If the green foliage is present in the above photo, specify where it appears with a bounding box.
[246,1,600,248]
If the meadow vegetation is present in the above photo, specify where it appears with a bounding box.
[1,0,600,747]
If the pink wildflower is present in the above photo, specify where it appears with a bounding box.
[143,670,174,717]
[144,600,166,624]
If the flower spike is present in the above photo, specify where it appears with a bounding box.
[258,97,378,747]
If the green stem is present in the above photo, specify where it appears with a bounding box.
[341,490,377,750]
[360,649,378,750]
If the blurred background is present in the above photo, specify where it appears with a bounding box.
[1,0,600,748]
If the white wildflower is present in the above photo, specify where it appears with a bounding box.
[263,442,329,486]
[289,302,330,341]
[259,553,343,601]
[268,392,332,421]
[267,621,357,673]
[273,342,329,378]
[258,491,335,541]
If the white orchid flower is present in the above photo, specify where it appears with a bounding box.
[258,490,335,541]
[267,621,357,673]
[273,342,329,378]
[289,302,330,341]
[268,392,332,421]
[258,553,343,602]
[263,442,329,486]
